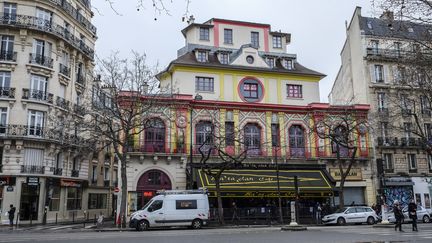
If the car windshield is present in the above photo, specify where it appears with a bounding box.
[141,200,153,210]
[335,207,348,213]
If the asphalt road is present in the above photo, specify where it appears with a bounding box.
[1,224,432,243]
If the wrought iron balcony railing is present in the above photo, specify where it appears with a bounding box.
[0,13,94,60]
[0,87,15,98]
[59,63,70,77]
[52,167,63,176]
[0,51,17,62]
[76,73,85,85]
[366,47,432,60]
[56,97,70,110]
[22,88,54,104]
[21,165,45,174]
[104,180,110,187]
[377,137,399,147]
[29,53,53,68]
[71,170,79,177]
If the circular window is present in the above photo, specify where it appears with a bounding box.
[238,77,264,103]
[246,55,254,64]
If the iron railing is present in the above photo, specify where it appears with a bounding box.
[29,53,53,68]
[366,47,432,60]
[53,167,63,176]
[59,63,70,77]
[76,73,85,85]
[0,87,15,98]
[56,97,70,110]
[0,51,17,62]
[0,13,94,60]
[73,104,85,116]
[22,88,54,103]
[71,170,79,177]
[21,165,45,174]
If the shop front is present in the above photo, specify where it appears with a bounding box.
[329,168,368,206]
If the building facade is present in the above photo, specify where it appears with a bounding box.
[329,7,432,208]
[0,0,116,224]
[124,18,375,216]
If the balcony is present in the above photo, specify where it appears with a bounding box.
[377,137,399,147]
[0,87,15,99]
[29,53,53,69]
[0,51,17,62]
[76,74,85,86]
[59,63,70,77]
[0,124,83,146]
[71,170,79,177]
[56,97,70,110]
[21,165,45,174]
[0,13,94,60]
[366,47,432,61]
[73,104,85,116]
[400,137,422,147]
[53,167,63,176]
[22,89,54,104]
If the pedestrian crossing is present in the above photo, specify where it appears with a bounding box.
[315,225,432,241]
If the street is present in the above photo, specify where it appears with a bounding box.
[1,224,432,243]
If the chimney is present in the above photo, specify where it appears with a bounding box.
[380,11,394,21]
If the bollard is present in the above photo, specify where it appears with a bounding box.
[55,213,58,224]
[114,210,117,226]
[72,211,75,223]
[15,212,19,228]
[94,214,97,225]
[30,214,33,226]
[83,211,86,228]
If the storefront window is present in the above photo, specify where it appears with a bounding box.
[67,187,82,210]
[48,185,60,211]
[88,194,107,209]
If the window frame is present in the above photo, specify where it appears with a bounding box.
[374,64,384,82]
[225,121,234,146]
[195,76,214,92]
[199,27,210,41]
[243,82,259,99]
[66,187,82,210]
[287,84,303,98]
[272,35,282,48]
[224,28,233,44]
[251,31,259,48]
[196,51,207,63]
[383,153,394,171]
[408,154,417,170]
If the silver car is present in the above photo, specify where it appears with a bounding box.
[387,205,431,223]
[322,206,380,225]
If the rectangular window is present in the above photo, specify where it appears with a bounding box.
[195,77,214,92]
[421,96,431,115]
[383,153,393,171]
[199,27,209,41]
[394,42,401,57]
[104,167,109,181]
[3,3,17,23]
[30,74,48,100]
[266,57,275,68]
[175,200,197,210]
[404,123,412,139]
[287,84,303,98]
[47,185,60,211]
[24,148,44,166]
[408,154,417,170]
[381,122,388,139]
[283,59,293,70]
[1,36,14,60]
[72,157,79,171]
[251,31,259,47]
[36,8,53,29]
[425,123,432,140]
[271,124,280,147]
[400,94,411,113]
[377,92,386,110]
[428,155,432,172]
[374,65,384,82]
[219,53,229,64]
[55,152,63,169]
[27,110,44,136]
[196,51,207,63]
[371,40,379,54]
[0,71,11,98]
[224,29,233,44]
[92,165,97,183]
[273,36,282,48]
[225,121,234,146]
[88,194,107,209]
[0,108,7,134]
[67,187,82,210]
[243,83,258,98]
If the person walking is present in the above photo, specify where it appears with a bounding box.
[8,204,16,228]
[408,200,418,231]
[315,202,322,224]
[231,202,240,223]
[393,200,404,232]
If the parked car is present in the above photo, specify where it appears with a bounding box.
[322,206,380,225]
[129,189,210,231]
[387,205,431,223]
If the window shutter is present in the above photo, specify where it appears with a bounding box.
[370,65,376,83]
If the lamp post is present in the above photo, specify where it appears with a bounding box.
[274,147,283,224]
[188,94,202,189]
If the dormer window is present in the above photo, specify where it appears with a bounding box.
[251,32,259,48]
[266,57,275,68]
[219,53,229,64]
[196,51,208,63]
[273,36,282,48]
[283,59,294,70]
[199,27,210,41]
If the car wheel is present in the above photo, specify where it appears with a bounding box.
[367,216,375,225]
[423,215,430,223]
[136,220,149,231]
[192,219,203,229]
[337,217,346,226]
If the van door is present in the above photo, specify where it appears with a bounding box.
[147,200,164,226]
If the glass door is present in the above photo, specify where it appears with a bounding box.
[19,182,40,221]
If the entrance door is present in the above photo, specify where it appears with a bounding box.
[136,170,171,209]
[20,183,39,221]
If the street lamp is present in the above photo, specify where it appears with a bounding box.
[273,147,284,224]
[188,94,203,189]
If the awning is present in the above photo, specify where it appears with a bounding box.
[195,166,335,198]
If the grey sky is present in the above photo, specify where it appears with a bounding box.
[92,0,374,102]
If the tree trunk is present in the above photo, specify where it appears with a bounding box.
[339,180,345,210]
[215,179,225,225]
[119,155,128,228]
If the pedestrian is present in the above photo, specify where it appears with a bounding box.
[231,202,240,223]
[315,202,322,224]
[97,212,104,230]
[393,200,404,232]
[408,199,418,231]
[8,204,16,228]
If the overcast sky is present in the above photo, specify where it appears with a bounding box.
[92,0,376,102]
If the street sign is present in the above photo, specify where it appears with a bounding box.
[114,187,120,193]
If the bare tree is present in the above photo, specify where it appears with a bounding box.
[82,51,170,227]
[313,108,369,209]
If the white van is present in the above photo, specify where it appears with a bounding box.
[129,189,210,231]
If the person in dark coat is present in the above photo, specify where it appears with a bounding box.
[408,200,418,231]
[393,200,404,232]
[8,204,16,227]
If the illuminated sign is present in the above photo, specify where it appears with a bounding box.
[143,191,154,197]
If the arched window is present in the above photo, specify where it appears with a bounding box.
[144,118,165,152]
[244,123,261,155]
[289,125,305,157]
[333,125,349,157]
[196,121,213,152]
